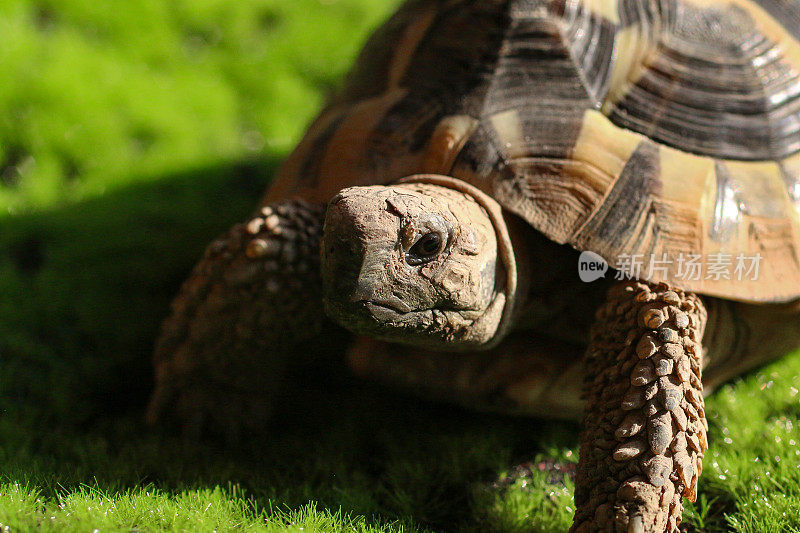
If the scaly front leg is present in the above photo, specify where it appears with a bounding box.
[572,282,708,532]
[147,200,341,440]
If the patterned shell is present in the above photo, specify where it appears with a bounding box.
[266,0,800,303]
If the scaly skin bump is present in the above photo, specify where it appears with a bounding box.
[147,200,335,440]
[572,282,707,533]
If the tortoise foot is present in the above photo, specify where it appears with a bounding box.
[147,200,331,438]
[571,282,708,532]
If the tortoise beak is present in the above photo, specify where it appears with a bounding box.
[321,188,399,330]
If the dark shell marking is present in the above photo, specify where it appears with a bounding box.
[268,0,800,303]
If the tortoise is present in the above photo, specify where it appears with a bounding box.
[146,0,800,530]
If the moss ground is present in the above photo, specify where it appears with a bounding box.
[2,0,800,531]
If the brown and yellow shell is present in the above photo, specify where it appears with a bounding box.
[266,0,800,303]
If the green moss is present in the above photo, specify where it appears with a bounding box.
[0,0,395,214]
[2,0,800,530]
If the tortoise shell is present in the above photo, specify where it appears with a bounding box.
[266,0,800,303]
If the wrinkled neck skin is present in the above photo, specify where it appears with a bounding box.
[321,175,527,351]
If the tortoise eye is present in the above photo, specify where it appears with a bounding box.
[407,232,444,264]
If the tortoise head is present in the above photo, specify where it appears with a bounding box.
[321,175,518,350]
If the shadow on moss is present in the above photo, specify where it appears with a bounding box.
[0,157,276,425]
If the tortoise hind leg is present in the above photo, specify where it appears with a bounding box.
[571,282,708,533]
[147,200,342,441]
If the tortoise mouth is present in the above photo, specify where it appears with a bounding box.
[362,302,434,331]
[326,296,443,349]
[357,300,503,350]
[366,293,414,314]
[363,301,401,320]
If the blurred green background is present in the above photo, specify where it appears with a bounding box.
[2,0,800,531]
